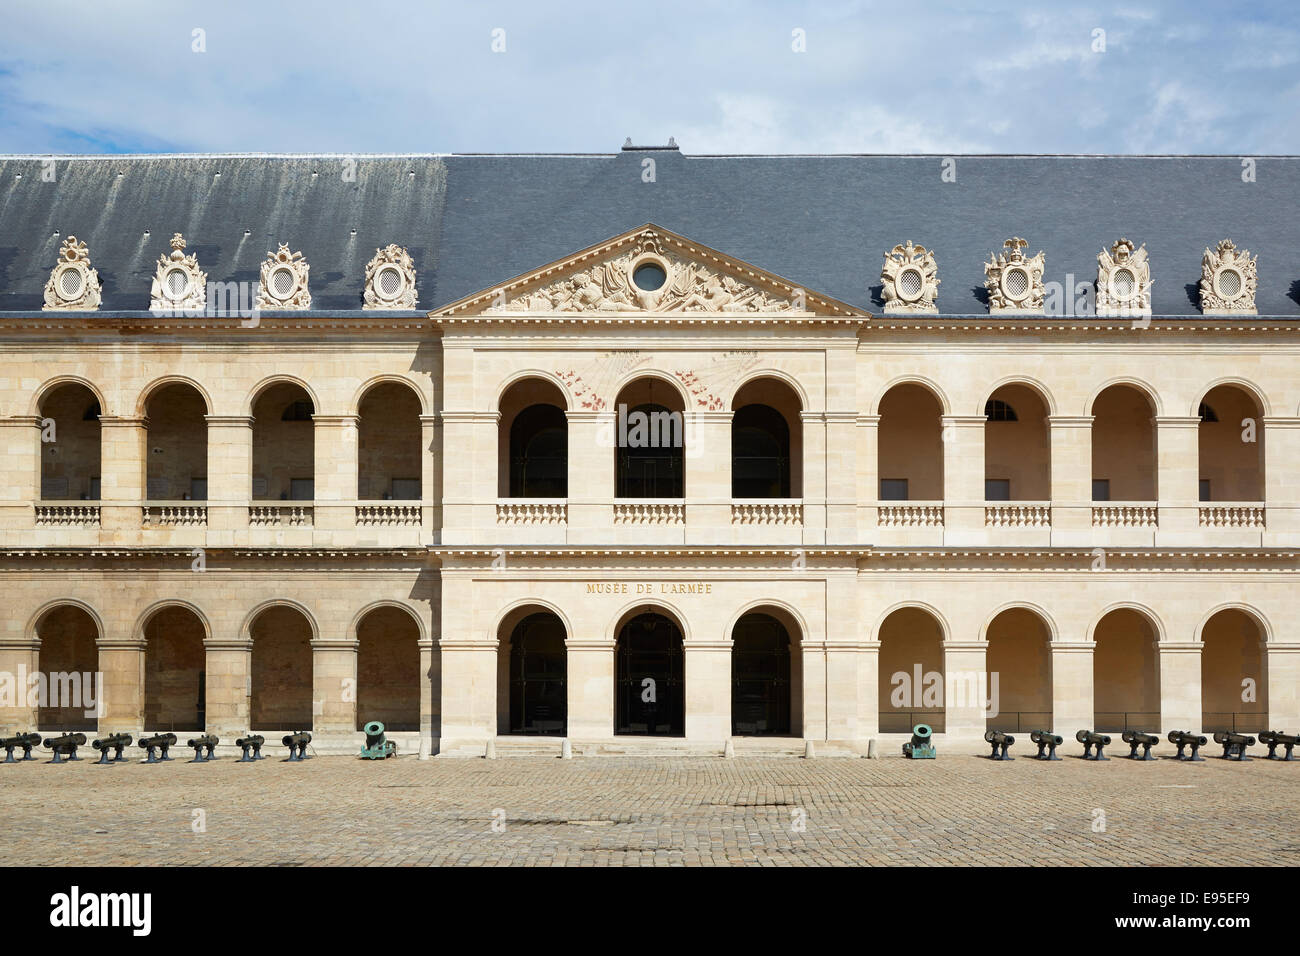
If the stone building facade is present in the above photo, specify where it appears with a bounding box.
[0,149,1297,754]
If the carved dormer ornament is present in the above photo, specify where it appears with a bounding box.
[42,236,102,311]
[1199,239,1257,315]
[149,233,207,313]
[880,241,939,313]
[256,243,311,310]
[363,244,417,309]
[1095,238,1151,317]
[983,237,1045,315]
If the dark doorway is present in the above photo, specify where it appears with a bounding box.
[508,613,567,735]
[616,403,684,498]
[732,405,791,497]
[509,405,568,497]
[615,612,684,736]
[731,613,792,735]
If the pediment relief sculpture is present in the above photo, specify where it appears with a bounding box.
[1199,239,1257,315]
[983,237,1046,315]
[149,233,207,313]
[43,236,102,311]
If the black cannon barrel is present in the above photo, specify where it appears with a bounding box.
[138,733,177,748]
[1030,730,1063,746]
[0,731,41,762]
[1259,729,1299,760]
[983,728,1015,760]
[1122,731,1158,745]
[235,733,266,762]
[1075,729,1111,760]
[187,733,219,762]
[282,730,313,761]
[1213,731,1256,761]
[92,732,133,750]
[1167,729,1207,761]
[42,732,86,763]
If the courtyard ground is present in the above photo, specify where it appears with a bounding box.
[2,751,1294,866]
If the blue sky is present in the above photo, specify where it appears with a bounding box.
[0,0,1297,154]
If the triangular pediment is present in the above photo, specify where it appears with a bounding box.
[431,224,864,319]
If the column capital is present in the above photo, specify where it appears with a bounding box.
[565,639,615,650]
[942,640,989,651]
[203,415,255,428]
[439,410,500,424]
[940,414,988,427]
[683,640,733,651]
[566,409,614,423]
[96,638,147,651]
[1154,415,1201,427]
[97,416,148,428]
[310,639,359,652]
[2,415,45,428]
[1157,641,1204,653]
[1047,415,1094,427]
[1049,641,1096,652]
[203,638,253,651]
[1261,416,1300,428]
[311,414,360,426]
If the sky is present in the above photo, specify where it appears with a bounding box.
[0,0,1297,155]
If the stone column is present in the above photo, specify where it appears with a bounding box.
[856,414,880,536]
[1263,417,1300,539]
[420,413,439,541]
[800,642,828,741]
[683,640,731,743]
[685,411,731,544]
[824,643,864,744]
[856,641,881,739]
[203,637,252,739]
[438,411,498,543]
[438,641,497,749]
[1048,415,1093,538]
[1155,416,1201,537]
[566,639,614,740]
[1265,643,1300,732]
[1158,641,1203,733]
[566,411,613,541]
[99,416,148,535]
[311,639,358,735]
[0,416,40,533]
[824,411,858,544]
[799,411,827,544]
[941,415,987,540]
[1050,641,1094,734]
[418,636,439,757]
[942,641,989,738]
[0,637,40,732]
[312,414,358,532]
[95,637,145,735]
[204,415,252,536]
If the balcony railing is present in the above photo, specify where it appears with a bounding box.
[35,503,101,527]
[141,503,208,527]
[355,503,422,527]
[1091,503,1158,528]
[249,504,314,527]
[731,499,803,525]
[613,499,685,525]
[984,502,1051,528]
[877,501,944,527]
[496,499,568,525]
[1199,504,1265,529]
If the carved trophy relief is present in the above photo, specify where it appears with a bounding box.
[1199,239,1257,315]
[1095,238,1151,318]
[983,237,1045,315]
[43,236,102,311]
[149,233,207,313]
[881,241,939,313]
[256,243,311,310]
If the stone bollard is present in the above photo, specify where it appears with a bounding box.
[561,739,572,759]
[867,739,878,760]
[804,740,816,759]
[723,739,734,759]
[485,739,496,760]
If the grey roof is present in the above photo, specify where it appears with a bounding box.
[2,151,1298,315]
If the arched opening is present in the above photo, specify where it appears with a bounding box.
[499,379,568,498]
[142,606,206,731]
[731,378,802,498]
[984,608,1051,732]
[731,610,801,736]
[35,604,99,732]
[877,607,945,733]
[1201,609,1267,733]
[251,382,315,501]
[1091,385,1157,501]
[249,605,313,730]
[615,610,684,736]
[145,383,208,500]
[984,384,1049,501]
[1197,385,1264,501]
[38,383,102,500]
[497,610,567,735]
[358,382,422,500]
[615,378,684,498]
[877,383,944,500]
[356,606,421,731]
[1093,609,1159,732]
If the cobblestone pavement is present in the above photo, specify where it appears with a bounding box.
[2,752,1295,866]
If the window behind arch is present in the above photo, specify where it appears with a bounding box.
[616,402,684,498]
[509,404,567,497]
[732,404,791,498]
[984,399,1018,421]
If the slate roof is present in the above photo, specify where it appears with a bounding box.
[1,150,1298,316]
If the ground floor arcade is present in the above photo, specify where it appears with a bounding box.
[0,549,1296,754]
